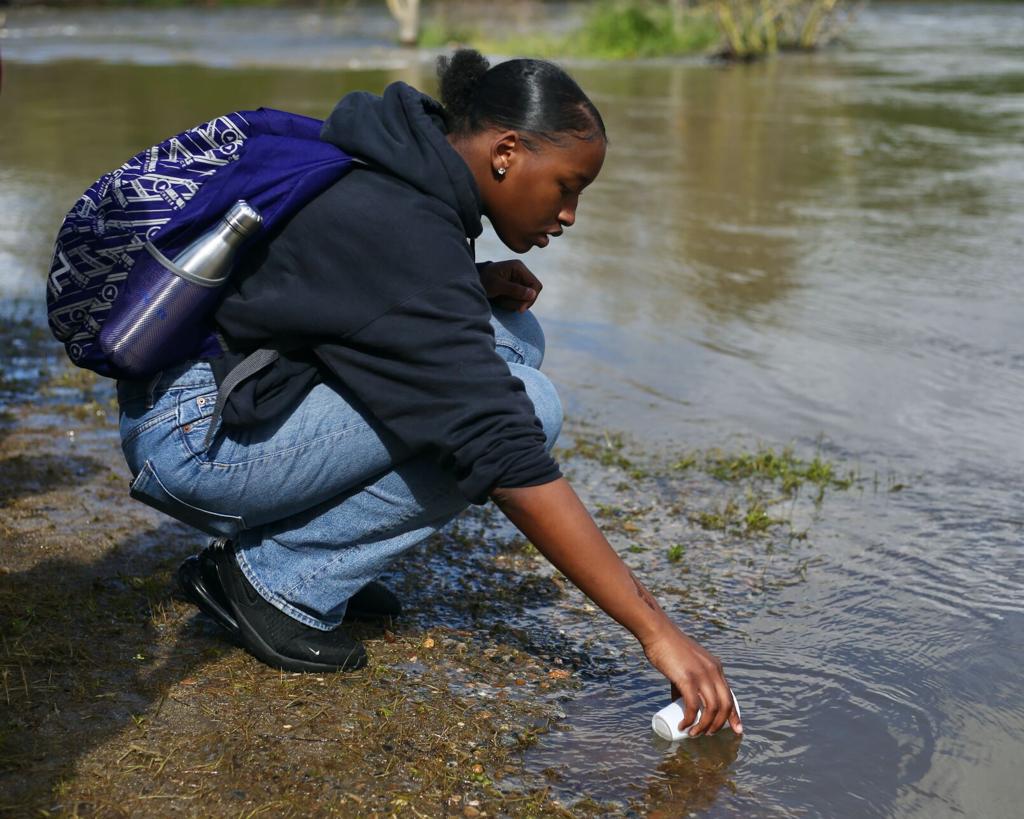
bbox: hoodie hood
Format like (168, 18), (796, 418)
(320, 82), (483, 239)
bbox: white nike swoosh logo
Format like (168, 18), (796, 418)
(308, 648), (320, 656)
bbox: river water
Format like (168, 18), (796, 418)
(2, 2), (1022, 816)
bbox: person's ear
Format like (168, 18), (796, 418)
(490, 131), (520, 180)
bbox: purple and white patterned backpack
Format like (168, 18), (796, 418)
(47, 108), (356, 379)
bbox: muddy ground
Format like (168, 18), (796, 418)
(0, 326), (853, 817)
(0, 354), (596, 817)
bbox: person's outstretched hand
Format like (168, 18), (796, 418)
(479, 260), (543, 313)
(643, 625), (743, 738)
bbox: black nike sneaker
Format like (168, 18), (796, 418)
(178, 543), (402, 634)
(177, 548), (239, 635)
(208, 540), (368, 673)
(346, 579), (403, 622)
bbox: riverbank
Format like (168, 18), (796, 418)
(1, 333), (850, 816)
(0, 357), (591, 816)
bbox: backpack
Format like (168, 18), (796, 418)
(46, 108), (356, 380)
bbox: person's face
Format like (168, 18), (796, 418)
(483, 132), (606, 254)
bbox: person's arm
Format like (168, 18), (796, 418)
(492, 477), (743, 737)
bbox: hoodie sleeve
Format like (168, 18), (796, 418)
(311, 255), (561, 503)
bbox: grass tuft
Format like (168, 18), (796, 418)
(701, 445), (858, 501)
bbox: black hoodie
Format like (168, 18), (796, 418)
(210, 82), (561, 503)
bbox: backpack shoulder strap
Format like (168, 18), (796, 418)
(200, 348), (280, 451)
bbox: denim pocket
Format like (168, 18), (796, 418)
(175, 390), (220, 459)
(129, 459), (244, 537)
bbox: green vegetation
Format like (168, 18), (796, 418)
(676, 443), (863, 545)
(423, 1), (720, 60)
(743, 497), (784, 532)
(563, 430), (860, 550)
(678, 444), (858, 503)
(711, 0), (850, 60)
(565, 431), (860, 511)
(558, 430), (648, 480)
(569, 1), (721, 59)
(423, 0), (849, 61)
(691, 494), (790, 535)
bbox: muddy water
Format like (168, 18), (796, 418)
(3, 2), (1023, 816)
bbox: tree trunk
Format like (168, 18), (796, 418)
(669, 0), (687, 35)
(385, 0), (420, 47)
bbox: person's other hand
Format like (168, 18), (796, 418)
(643, 625), (743, 738)
(479, 260), (543, 313)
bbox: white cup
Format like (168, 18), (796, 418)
(651, 690), (741, 741)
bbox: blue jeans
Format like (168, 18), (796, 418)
(117, 309), (562, 630)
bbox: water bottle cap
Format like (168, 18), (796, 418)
(224, 201), (262, 238)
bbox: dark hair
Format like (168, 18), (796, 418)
(436, 49), (606, 147)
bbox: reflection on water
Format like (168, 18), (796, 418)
(2, 3), (1024, 816)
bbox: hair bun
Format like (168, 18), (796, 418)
(437, 49), (490, 127)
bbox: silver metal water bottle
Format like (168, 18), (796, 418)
(99, 200), (263, 377)
(174, 201), (263, 281)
